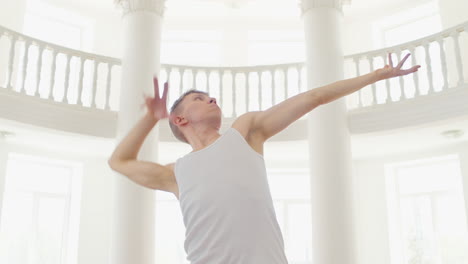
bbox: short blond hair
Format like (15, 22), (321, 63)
(169, 89), (209, 143)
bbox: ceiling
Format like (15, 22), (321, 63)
(40, 0), (433, 18)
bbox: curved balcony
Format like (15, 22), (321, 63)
(0, 21), (467, 141)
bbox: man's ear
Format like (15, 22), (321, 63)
(171, 114), (188, 126)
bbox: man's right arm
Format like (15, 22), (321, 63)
(107, 112), (178, 198)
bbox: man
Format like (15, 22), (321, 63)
(108, 53), (420, 263)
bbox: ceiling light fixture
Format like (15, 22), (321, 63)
(441, 129), (464, 139)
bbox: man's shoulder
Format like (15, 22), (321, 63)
(231, 111), (259, 134)
(231, 111), (265, 155)
(231, 111), (266, 141)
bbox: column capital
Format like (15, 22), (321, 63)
(300, 0), (351, 14)
(115, 0), (166, 16)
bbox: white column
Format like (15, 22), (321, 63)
(0, 133), (10, 227)
(111, 1), (165, 264)
(301, 1), (356, 264)
(458, 144), (468, 229)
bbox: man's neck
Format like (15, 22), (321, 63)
(185, 126), (221, 152)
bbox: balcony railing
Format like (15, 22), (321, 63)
(1, 21), (467, 119)
(344, 21), (468, 110)
(158, 63), (307, 118)
(0, 26), (121, 111)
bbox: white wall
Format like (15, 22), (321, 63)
(352, 141), (468, 264)
(438, 0), (468, 29)
(0, 0), (27, 31)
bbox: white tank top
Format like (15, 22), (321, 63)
(174, 127), (288, 264)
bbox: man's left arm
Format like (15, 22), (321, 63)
(250, 53), (421, 141)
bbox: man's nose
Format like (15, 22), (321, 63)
(210, 98), (216, 104)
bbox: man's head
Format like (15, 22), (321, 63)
(169, 89), (221, 143)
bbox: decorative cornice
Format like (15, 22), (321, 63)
(300, 0), (351, 14)
(115, 0), (166, 16)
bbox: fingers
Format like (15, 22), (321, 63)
(397, 53), (411, 69)
(162, 82), (169, 102)
(399, 65), (421, 76)
(388, 53), (394, 68)
(153, 76), (160, 98)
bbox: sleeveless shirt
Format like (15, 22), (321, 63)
(174, 127), (289, 264)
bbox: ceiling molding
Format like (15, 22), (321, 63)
(115, 0), (166, 16)
(300, 0), (352, 14)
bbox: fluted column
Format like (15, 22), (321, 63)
(111, 1), (165, 264)
(0, 134), (8, 227)
(301, 1), (356, 264)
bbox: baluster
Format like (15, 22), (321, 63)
(166, 67), (172, 103)
(397, 50), (406, 100)
(437, 38), (449, 91)
(192, 69), (197, 89)
(160, 67), (166, 93)
(409, 47), (420, 96)
(245, 72), (249, 112)
(34, 45), (44, 97)
(105, 63), (112, 110)
(6, 36), (17, 89)
(179, 68), (184, 94)
(271, 69), (275, 106)
(381, 54), (391, 103)
(452, 31), (465, 86)
(63, 54), (72, 103)
(283, 68), (288, 100)
(48, 51), (58, 100)
(423, 41), (435, 93)
(20, 40), (30, 93)
(232, 71), (236, 117)
(258, 71), (262, 110)
(368, 56), (377, 105)
(297, 65), (302, 93)
(77, 57), (86, 105)
(354, 57), (363, 107)
(92, 61), (99, 108)
(206, 70), (210, 94)
(219, 70), (223, 110)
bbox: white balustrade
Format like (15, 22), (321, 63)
(159, 63), (305, 118)
(0, 25), (120, 110)
(1, 21), (467, 117)
(344, 21), (468, 110)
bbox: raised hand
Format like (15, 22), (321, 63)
(375, 53), (421, 81)
(141, 76), (169, 120)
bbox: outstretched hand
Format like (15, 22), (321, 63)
(375, 53), (421, 81)
(141, 76), (170, 120)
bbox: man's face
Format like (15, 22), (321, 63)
(180, 93), (221, 125)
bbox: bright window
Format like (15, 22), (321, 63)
(373, 1), (442, 48)
(161, 30), (222, 66)
(248, 30), (305, 65)
(385, 155), (468, 264)
(16, 0), (94, 102)
(0, 153), (82, 264)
